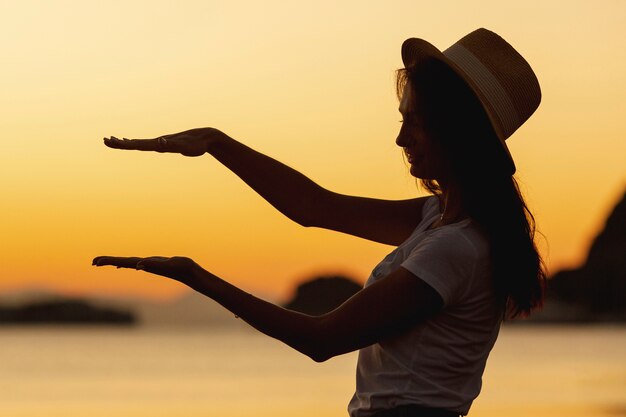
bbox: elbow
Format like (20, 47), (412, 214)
(293, 214), (315, 229)
(280, 206), (317, 228)
(302, 316), (338, 363)
(308, 348), (332, 363)
(291, 186), (330, 229)
(290, 202), (323, 229)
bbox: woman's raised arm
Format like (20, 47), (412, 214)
(104, 128), (428, 246)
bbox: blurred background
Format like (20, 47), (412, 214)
(1, 0), (624, 416)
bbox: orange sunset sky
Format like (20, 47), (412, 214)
(1, 0), (624, 302)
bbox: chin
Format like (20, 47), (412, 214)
(410, 163), (442, 181)
(410, 166), (431, 180)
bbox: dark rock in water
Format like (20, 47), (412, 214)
(0, 298), (136, 325)
(284, 275), (362, 315)
(540, 189), (626, 322)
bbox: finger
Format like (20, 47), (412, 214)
(104, 136), (164, 152)
(92, 256), (144, 269)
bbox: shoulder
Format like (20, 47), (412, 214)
(417, 221), (488, 261)
(440, 221), (489, 256)
(400, 221), (491, 306)
(421, 195), (441, 217)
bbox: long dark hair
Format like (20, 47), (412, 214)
(396, 58), (546, 319)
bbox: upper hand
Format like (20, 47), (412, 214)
(92, 255), (203, 284)
(103, 127), (228, 157)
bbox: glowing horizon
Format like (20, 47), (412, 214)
(1, 0), (624, 302)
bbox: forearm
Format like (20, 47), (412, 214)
(186, 265), (333, 362)
(206, 135), (326, 227)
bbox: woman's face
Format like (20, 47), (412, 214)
(395, 82), (448, 180)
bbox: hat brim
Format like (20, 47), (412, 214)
(401, 38), (516, 175)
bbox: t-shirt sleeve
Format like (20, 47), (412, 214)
(400, 230), (477, 307)
(421, 196), (440, 220)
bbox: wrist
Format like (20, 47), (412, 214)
(187, 262), (208, 285)
(203, 128), (228, 155)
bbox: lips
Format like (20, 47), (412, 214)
(405, 150), (421, 164)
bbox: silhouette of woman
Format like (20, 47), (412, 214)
(94, 28), (546, 417)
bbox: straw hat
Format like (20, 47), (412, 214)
(401, 28), (541, 174)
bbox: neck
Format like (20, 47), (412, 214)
(437, 181), (467, 225)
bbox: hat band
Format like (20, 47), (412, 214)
(444, 43), (520, 139)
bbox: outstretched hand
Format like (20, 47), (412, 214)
(103, 127), (227, 157)
(92, 256), (203, 284)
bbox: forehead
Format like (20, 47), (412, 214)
(399, 82), (413, 114)
(399, 80), (425, 118)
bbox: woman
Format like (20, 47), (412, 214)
(93, 28), (546, 417)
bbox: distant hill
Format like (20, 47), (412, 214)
(0, 290), (249, 328)
(530, 189), (626, 323)
(0, 296), (136, 325)
(283, 275), (363, 315)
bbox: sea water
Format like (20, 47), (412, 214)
(0, 325), (624, 417)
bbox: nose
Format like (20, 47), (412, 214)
(395, 124), (413, 148)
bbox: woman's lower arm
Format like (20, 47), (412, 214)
(187, 265), (332, 362)
(93, 256), (434, 362)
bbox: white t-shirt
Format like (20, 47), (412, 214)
(348, 196), (502, 417)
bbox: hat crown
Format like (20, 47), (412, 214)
(444, 28), (541, 140)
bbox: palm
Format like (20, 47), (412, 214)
(103, 127), (225, 157)
(93, 256), (201, 283)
